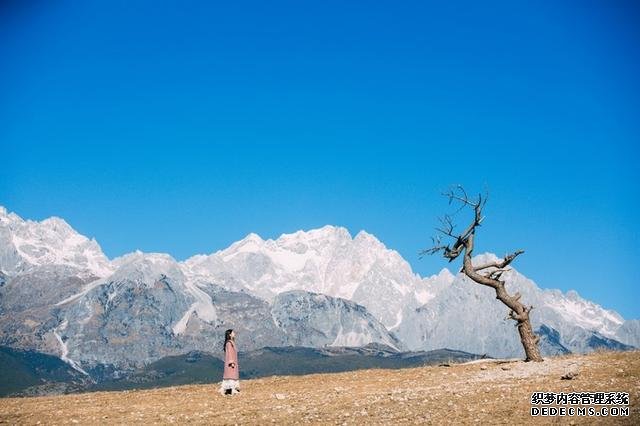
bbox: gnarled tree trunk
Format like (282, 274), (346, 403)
(423, 186), (543, 362)
(461, 234), (542, 362)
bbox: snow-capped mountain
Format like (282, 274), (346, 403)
(182, 226), (427, 330)
(54, 260), (399, 370)
(0, 206), (638, 376)
(395, 253), (634, 357)
(0, 218), (400, 372)
(0, 207), (112, 278)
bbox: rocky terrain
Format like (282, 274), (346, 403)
(1, 350), (637, 425)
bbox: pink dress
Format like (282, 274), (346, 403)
(223, 340), (239, 380)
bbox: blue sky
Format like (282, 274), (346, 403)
(1, 1), (639, 318)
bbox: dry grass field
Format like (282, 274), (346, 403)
(1, 350), (638, 425)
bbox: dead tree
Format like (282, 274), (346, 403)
(422, 185), (543, 362)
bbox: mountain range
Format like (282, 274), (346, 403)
(0, 205), (637, 386)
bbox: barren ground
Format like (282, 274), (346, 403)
(1, 350), (638, 425)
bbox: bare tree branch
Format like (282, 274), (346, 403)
(435, 215), (456, 239)
(418, 236), (448, 258)
(443, 185), (478, 209)
(474, 250), (525, 272)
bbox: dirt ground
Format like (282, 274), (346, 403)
(1, 350), (638, 425)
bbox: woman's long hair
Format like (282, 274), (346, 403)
(223, 329), (234, 352)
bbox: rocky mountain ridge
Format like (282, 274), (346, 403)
(0, 206), (637, 378)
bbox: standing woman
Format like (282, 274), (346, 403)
(220, 329), (240, 395)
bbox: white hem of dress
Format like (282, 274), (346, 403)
(219, 379), (240, 395)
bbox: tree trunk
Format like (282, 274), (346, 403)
(516, 313), (543, 362)
(462, 233), (543, 362)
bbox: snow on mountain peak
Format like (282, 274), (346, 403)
(242, 232), (264, 243)
(438, 268), (455, 281)
(311, 224), (351, 238)
(0, 206), (113, 277)
(268, 225), (352, 251)
(543, 288), (624, 337)
(110, 251), (184, 285)
(41, 216), (74, 233)
(417, 267), (456, 304)
(469, 252), (502, 267)
(566, 290), (581, 301)
(179, 225), (433, 329)
(0, 206), (25, 225)
(354, 229), (380, 244)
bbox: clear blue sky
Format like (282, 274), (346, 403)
(1, 1), (638, 318)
